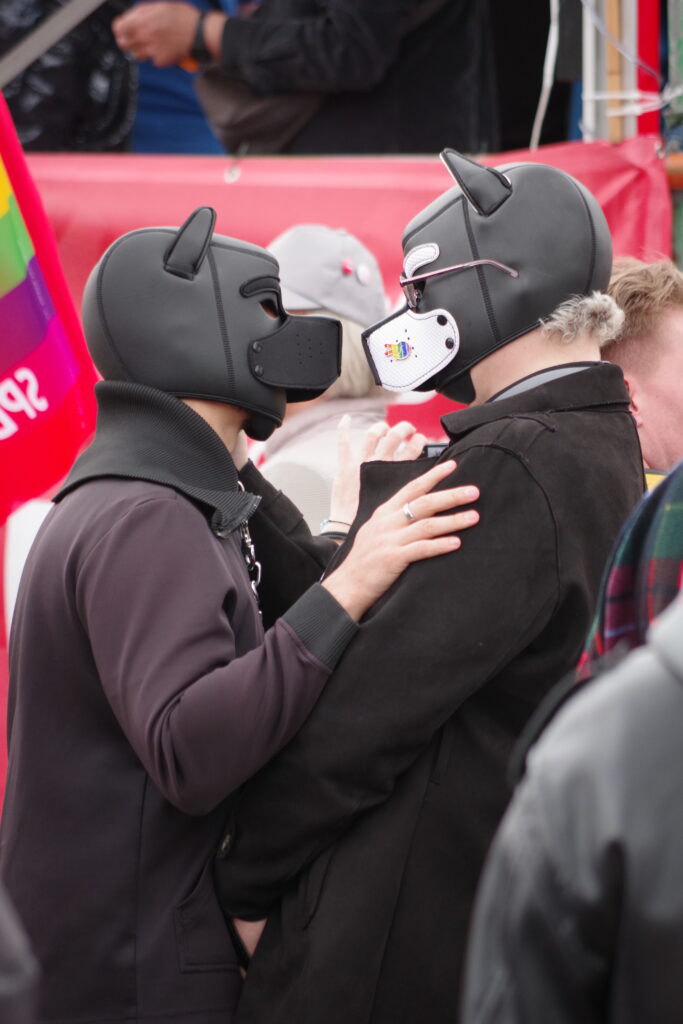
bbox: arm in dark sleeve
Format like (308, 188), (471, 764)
(76, 492), (357, 816)
(219, 446), (560, 915)
(461, 764), (613, 1024)
(239, 460), (338, 627)
(220, 0), (417, 94)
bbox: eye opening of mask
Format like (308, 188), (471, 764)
(260, 298), (281, 319)
(399, 258), (519, 310)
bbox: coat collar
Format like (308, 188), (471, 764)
(440, 362), (630, 442)
(55, 382), (260, 533)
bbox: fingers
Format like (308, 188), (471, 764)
(389, 459), (459, 507)
(112, 11), (146, 56)
(397, 533), (464, 564)
(360, 421), (389, 462)
(112, 7), (143, 39)
(113, 2), (193, 65)
(331, 415), (363, 526)
(358, 420), (426, 464)
(395, 430), (427, 461)
(393, 507), (480, 567)
(336, 414), (353, 463)
(405, 507), (479, 538)
(404, 483), (480, 521)
(373, 420), (419, 461)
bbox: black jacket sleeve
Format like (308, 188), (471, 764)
(239, 460), (338, 628)
(218, 445), (560, 915)
(220, 0), (418, 94)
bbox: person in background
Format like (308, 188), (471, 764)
(131, 0), (259, 154)
(0, 207), (480, 1024)
(575, 454), (683, 684)
(214, 151), (644, 1023)
(259, 224), (401, 532)
(112, 0), (499, 155)
(461, 461), (683, 1024)
(604, 257), (683, 481)
(1, 0), (136, 152)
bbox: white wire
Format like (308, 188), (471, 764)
(580, 0), (662, 86)
(584, 83), (683, 118)
(530, 0), (664, 149)
(530, 0), (561, 149)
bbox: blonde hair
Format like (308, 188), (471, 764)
(602, 258), (683, 368)
(316, 310), (388, 400)
(540, 292), (624, 347)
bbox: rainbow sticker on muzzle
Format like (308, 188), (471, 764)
(363, 307), (460, 392)
(385, 340), (412, 361)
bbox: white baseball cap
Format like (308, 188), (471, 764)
(269, 224), (387, 327)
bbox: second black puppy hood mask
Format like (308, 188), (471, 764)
(363, 150), (612, 404)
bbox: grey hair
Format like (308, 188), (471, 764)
(316, 311), (388, 400)
(540, 292), (624, 348)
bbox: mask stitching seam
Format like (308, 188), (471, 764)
(463, 202), (500, 344)
(208, 248), (235, 397)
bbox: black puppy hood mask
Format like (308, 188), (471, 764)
(82, 207), (342, 440)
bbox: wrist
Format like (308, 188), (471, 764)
(202, 10), (228, 61)
(319, 518), (350, 541)
(190, 10), (210, 63)
(321, 572), (366, 623)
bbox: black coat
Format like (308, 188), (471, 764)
(219, 363), (644, 1024)
(219, 0), (498, 154)
(0, 880), (39, 1024)
(462, 594), (683, 1024)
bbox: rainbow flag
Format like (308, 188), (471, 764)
(0, 95), (96, 522)
(0, 95), (96, 802)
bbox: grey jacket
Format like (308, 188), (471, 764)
(462, 594), (683, 1024)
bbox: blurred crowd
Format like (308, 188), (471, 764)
(0, 0), (581, 156)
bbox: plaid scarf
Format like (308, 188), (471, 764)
(577, 463), (683, 682)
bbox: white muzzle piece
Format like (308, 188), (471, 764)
(362, 307), (460, 392)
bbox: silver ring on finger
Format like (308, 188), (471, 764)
(402, 502), (416, 523)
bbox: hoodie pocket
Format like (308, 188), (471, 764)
(174, 859), (236, 973)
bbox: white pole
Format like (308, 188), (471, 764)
(621, 0), (638, 137)
(582, 1), (600, 139)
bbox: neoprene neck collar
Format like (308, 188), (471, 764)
(55, 381), (259, 534)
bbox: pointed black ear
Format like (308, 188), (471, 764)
(440, 149), (512, 217)
(164, 206), (217, 279)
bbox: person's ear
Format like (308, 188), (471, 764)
(623, 373), (643, 427)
